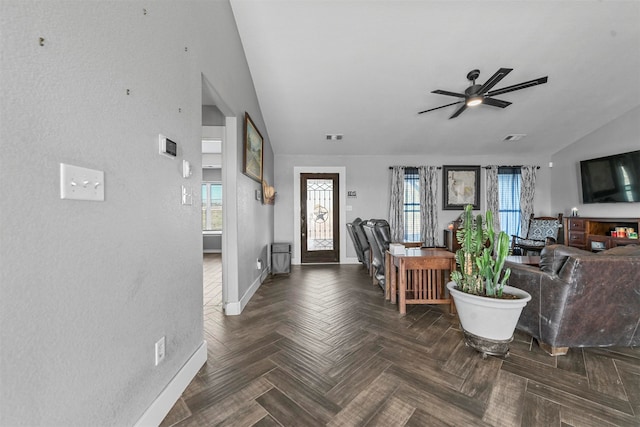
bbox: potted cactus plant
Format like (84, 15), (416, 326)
(446, 204), (531, 357)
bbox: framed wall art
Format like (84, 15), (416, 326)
(443, 165), (481, 210)
(243, 112), (264, 182)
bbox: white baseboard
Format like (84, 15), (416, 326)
(224, 269), (267, 315)
(292, 258), (360, 265)
(134, 341), (207, 427)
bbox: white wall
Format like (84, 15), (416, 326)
(551, 106), (640, 218)
(275, 153), (552, 261)
(0, 1), (272, 425)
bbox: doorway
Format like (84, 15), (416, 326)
(300, 173), (340, 263)
(202, 74), (240, 314)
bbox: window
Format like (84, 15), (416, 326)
(202, 182), (222, 231)
(403, 169), (420, 241)
(498, 168), (521, 238)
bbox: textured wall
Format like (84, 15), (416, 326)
(0, 1), (272, 425)
(551, 106), (640, 218)
(274, 153), (552, 261)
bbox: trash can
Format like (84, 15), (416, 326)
(271, 242), (291, 274)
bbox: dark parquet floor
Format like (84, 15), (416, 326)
(161, 258), (639, 427)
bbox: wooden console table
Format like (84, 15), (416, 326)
(565, 217), (640, 252)
(385, 248), (456, 315)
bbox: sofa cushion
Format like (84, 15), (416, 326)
(597, 244), (640, 257)
(539, 244), (593, 275)
(528, 219), (560, 240)
(516, 238), (545, 247)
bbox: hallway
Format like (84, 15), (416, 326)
(203, 253), (222, 309)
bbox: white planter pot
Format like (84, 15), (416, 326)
(447, 281), (531, 341)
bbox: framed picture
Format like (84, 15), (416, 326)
(443, 165), (481, 210)
(243, 112), (264, 182)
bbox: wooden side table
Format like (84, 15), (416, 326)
(385, 249), (456, 315)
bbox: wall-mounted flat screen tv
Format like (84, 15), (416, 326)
(580, 150), (640, 203)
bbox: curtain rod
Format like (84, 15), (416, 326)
(483, 165), (540, 169)
(388, 166), (442, 170)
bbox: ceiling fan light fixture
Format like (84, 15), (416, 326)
(466, 96), (483, 107)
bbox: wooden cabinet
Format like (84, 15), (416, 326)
(444, 229), (460, 253)
(564, 217), (640, 252)
(566, 218), (587, 250)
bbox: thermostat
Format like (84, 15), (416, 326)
(159, 134), (177, 157)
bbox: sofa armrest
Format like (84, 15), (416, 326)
(504, 261), (550, 339)
(539, 244), (592, 275)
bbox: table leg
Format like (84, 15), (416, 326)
(391, 257), (397, 304)
(399, 260), (406, 315)
(384, 252), (390, 300)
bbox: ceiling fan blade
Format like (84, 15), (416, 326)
(432, 89), (466, 98)
(482, 97), (512, 108)
(486, 76), (548, 97)
(477, 68), (513, 94)
(418, 101), (463, 114)
(449, 104), (467, 119)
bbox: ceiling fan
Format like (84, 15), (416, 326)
(418, 68), (548, 119)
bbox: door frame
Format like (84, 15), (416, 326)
(300, 173), (340, 263)
(202, 73), (239, 313)
(293, 166), (347, 265)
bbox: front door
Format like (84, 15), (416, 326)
(300, 173), (340, 263)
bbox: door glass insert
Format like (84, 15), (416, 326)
(306, 178), (334, 251)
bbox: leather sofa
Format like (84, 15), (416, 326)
(506, 244), (640, 355)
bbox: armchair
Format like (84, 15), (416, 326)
(346, 218), (370, 269)
(511, 213), (563, 255)
(362, 219), (391, 290)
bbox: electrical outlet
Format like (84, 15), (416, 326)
(155, 336), (166, 366)
(256, 259), (262, 270)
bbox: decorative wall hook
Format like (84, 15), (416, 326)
(262, 180), (276, 205)
(39, 37), (45, 46)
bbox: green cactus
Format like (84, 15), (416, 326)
(451, 204), (511, 298)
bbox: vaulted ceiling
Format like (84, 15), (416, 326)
(229, 1), (640, 157)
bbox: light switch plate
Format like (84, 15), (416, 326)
(60, 163), (105, 201)
(182, 185), (193, 205)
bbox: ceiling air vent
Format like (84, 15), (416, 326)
(325, 134), (343, 141)
(503, 134), (527, 142)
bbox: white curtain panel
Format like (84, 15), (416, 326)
(485, 166), (500, 232)
(520, 166), (537, 237)
(389, 166), (405, 242)
(419, 166), (439, 247)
